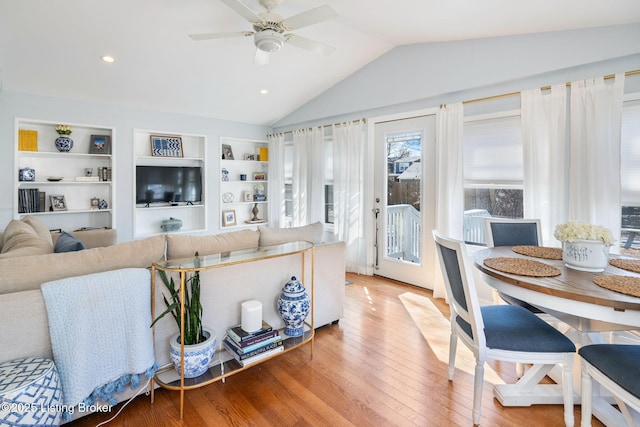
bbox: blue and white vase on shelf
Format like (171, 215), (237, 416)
(54, 135), (74, 152)
(277, 276), (310, 337)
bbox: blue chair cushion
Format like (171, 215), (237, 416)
(579, 344), (640, 399)
(54, 231), (85, 253)
(456, 305), (575, 353)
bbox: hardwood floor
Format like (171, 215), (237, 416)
(70, 273), (601, 426)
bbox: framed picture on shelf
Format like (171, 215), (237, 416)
(89, 135), (111, 154)
(253, 172), (266, 181)
(50, 195), (67, 211)
(222, 210), (237, 227)
(244, 154), (255, 161)
(150, 135), (183, 157)
(222, 144), (234, 160)
(243, 191), (254, 202)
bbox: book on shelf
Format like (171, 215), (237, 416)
(236, 345), (283, 367)
(224, 332), (281, 354)
(227, 320), (273, 343)
(231, 328), (279, 348)
(223, 337), (283, 365)
(18, 188), (41, 213)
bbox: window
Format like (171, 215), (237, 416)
(463, 113), (524, 244)
(621, 95), (640, 255)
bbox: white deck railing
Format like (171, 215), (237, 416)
(386, 204), (421, 263)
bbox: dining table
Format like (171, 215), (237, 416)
(473, 246), (640, 427)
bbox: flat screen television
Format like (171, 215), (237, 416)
(136, 165), (202, 205)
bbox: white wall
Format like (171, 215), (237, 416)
(0, 91), (269, 240)
(273, 23), (640, 130)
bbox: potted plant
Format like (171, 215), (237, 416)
(554, 221), (615, 272)
(151, 252), (216, 378)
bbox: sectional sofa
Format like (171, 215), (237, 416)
(0, 217), (345, 420)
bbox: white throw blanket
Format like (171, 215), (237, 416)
(41, 268), (156, 411)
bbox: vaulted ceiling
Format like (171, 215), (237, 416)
(1, 0), (639, 126)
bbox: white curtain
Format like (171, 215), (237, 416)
(291, 127), (325, 226)
(267, 132), (286, 227)
(332, 121), (367, 273)
(521, 84), (568, 246)
(434, 103), (464, 299)
(569, 74), (625, 247)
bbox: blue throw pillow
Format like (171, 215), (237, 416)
(54, 231), (86, 253)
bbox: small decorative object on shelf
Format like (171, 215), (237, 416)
(50, 195), (67, 211)
(150, 135), (183, 157)
(222, 144), (234, 160)
(19, 167), (35, 182)
(54, 125), (73, 152)
(90, 197), (100, 210)
(251, 203), (260, 221)
(223, 209), (237, 227)
(160, 217), (183, 232)
(243, 191), (253, 202)
(554, 221), (615, 272)
(222, 192), (234, 203)
(98, 199), (108, 210)
(277, 276), (310, 337)
(89, 135), (111, 155)
(221, 168), (229, 182)
(254, 183), (265, 202)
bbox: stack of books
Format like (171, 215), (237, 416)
(222, 321), (283, 367)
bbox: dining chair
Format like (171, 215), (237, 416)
(484, 217), (545, 314)
(432, 230), (575, 426)
(579, 344), (640, 427)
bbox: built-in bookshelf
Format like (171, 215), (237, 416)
(14, 118), (115, 231)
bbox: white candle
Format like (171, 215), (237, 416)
(241, 300), (262, 332)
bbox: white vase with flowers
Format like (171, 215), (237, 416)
(554, 221), (615, 272)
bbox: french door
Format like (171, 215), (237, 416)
(372, 114), (437, 288)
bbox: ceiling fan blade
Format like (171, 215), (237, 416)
(189, 31), (253, 41)
(286, 34), (335, 56)
(281, 5), (338, 30)
(254, 48), (271, 65)
(219, 0), (262, 23)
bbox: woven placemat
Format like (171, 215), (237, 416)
(593, 275), (640, 298)
(484, 257), (561, 277)
(511, 246), (563, 260)
(609, 258), (640, 274)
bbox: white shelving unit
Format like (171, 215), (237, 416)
(14, 118), (115, 231)
(219, 137), (269, 229)
(133, 129), (207, 238)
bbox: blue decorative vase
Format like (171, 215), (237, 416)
(277, 276), (310, 337)
(169, 329), (216, 378)
(54, 135), (73, 152)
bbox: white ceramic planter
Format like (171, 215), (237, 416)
(169, 329), (216, 378)
(562, 239), (610, 272)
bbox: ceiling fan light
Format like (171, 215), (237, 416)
(255, 30), (284, 53)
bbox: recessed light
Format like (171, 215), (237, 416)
(101, 56), (115, 63)
(260, 89), (269, 95)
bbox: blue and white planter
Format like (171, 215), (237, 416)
(54, 135), (73, 152)
(562, 239), (610, 272)
(277, 276), (310, 337)
(169, 329), (216, 378)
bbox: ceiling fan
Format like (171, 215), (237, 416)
(189, 0), (338, 65)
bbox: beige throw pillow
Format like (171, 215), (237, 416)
(166, 229), (260, 260)
(0, 219), (53, 258)
(258, 222), (324, 246)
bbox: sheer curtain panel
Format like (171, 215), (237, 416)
(291, 127), (324, 226)
(267, 132), (286, 227)
(332, 121), (367, 273)
(521, 84), (568, 245)
(569, 74), (625, 247)
(434, 102), (464, 299)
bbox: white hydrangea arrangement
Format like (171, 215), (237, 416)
(55, 125), (72, 135)
(554, 221), (615, 245)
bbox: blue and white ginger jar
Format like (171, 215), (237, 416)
(54, 135), (73, 152)
(277, 276), (310, 337)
